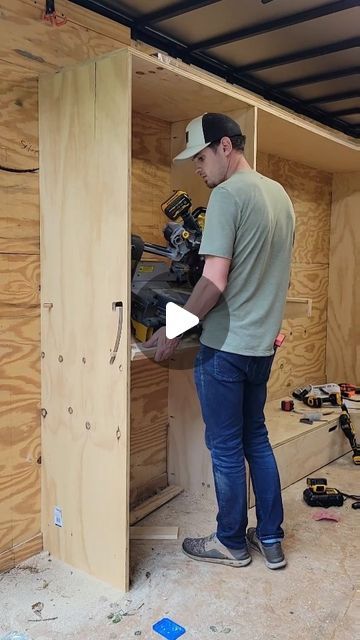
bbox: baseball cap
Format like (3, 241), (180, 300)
(173, 112), (243, 161)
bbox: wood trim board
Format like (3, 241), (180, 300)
(0, 533), (43, 573)
(130, 526), (178, 540)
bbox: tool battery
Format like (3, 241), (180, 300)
(303, 478), (344, 507)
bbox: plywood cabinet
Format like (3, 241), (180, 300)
(1, 39), (359, 590)
(39, 50), (131, 589)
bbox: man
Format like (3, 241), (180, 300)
(144, 112), (295, 570)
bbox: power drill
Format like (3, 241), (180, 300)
(339, 404), (360, 465)
(303, 478), (344, 507)
(303, 392), (341, 408)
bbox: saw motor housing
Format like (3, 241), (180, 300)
(131, 191), (206, 342)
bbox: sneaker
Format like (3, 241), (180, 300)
(182, 532), (251, 567)
(246, 527), (287, 570)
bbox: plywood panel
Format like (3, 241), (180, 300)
(130, 359), (169, 507)
(132, 113), (172, 247)
(257, 152), (332, 265)
(0, 254), (39, 314)
(132, 54), (249, 124)
(0, 0), (130, 77)
(168, 348), (216, 499)
(39, 51), (131, 590)
(248, 398), (351, 507)
(0, 62), (37, 83)
(32, 0), (130, 44)
(257, 109), (359, 173)
(171, 107), (257, 211)
(257, 153), (332, 399)
(0, 76), (38, 171)
(249, 420), (350, 509)
(0, 316), (40, 553)
(0, 172), (39, 254)
(132, 51), (358, 171)
(0, 388), (12, 552)
(268, 265), (328, 399)
(274, 422), (350, 494)
(0, 71), (40, 565)
(327, 173), (360, 383)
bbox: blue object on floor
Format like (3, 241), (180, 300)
(152, 617), (186, 640)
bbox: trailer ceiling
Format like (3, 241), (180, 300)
(69, 0), (359, 138)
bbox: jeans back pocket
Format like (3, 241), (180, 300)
(213, 351), (246, 382)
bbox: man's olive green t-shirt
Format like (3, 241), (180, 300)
(199, 170), (295, 356)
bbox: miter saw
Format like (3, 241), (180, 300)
(131, 191), (206, 342)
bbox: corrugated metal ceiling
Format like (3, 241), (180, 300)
(70, 0), (360, 138)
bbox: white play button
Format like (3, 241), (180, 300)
(165, 302), (199, 339)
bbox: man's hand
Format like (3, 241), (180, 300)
(143, 326), (180, 362)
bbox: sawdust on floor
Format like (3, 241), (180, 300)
(0, 454), (359, 640)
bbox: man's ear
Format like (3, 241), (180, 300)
(221, 136), (232, 156)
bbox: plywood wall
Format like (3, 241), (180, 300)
(0, 74), (41, 568)
(0, 0), (130, 572)
(130, 360), (169, 508)
(0, 0), (130, 77)
(257, 153), (332, 399)
(327, 173), (360, 383)
(130, 113), (172, 507)
(132, 112), (172, 246)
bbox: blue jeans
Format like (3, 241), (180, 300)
(194, 344), (284, 549)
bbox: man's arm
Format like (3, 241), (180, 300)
(184, 255), (231, 318)
(143, 255), (231, 361)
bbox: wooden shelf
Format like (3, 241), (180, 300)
(131, 335), (198, 361)
(130, 298), (312, 361)
(264, 397), (340, 448)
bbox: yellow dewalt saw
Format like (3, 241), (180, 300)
(131, 191), (206, 342)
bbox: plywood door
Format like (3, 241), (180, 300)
(39, 50), (131, 590)
(327, 173), (360, 383)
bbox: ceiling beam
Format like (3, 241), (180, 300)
(68, 1), (359, 138)
(189, 0), (358, 52)
(136, 0), (221, 25)
(327, 107), (360, 116)
(276, 66), (360, 89)
(303, 89), (360, 104)
(235, 37), (360, 73)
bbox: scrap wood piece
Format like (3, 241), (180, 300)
(130, 526), (179, 540)
(130, 485), (183, 525)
